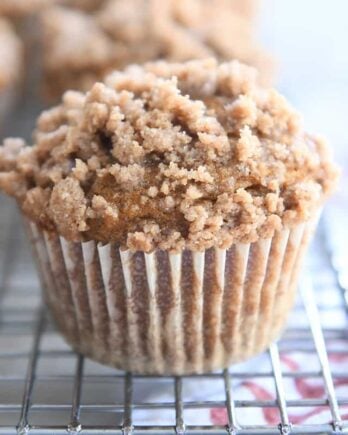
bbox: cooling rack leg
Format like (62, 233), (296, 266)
(223, 369), (239, 434)
(300, 276), (343, 433)
(175, 377), (186, 435)
(122, 372), (134, 435)
(67, 355), (84, 434)
(16, 308), (46, 435)
(268, 344), (292, 435)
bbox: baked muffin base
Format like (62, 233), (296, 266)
(25, 216), (317, 375)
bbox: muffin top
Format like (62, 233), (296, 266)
(0, 59), (338, 252)
(41, 0), (273, 99)
(0, 19), (22, 92)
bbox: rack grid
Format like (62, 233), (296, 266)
(0, 195), (347, 435)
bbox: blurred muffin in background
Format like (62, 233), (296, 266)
(41, 0), (273, 100)
(0, 0), (47, 19)
(0, 0), (107, 104)
(0, 0), (256, 19)
(0, 19), (23, 128)
(230, 0), (258, 20)
(60, 0), (106, 11)
(0, 0), (105, 17)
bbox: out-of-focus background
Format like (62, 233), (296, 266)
(0, 0), (347, 432)
(262, 0), (348, 182)
(261, 0), (348, 260)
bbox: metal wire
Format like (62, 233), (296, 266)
(269, 344), (291, 434)
(16, 309), (46, 435)
(174, 377), (185, 435)
(123, 373), (134, 435)
(0, 206), (347, 435)
(67, 355), (84, 434)
(223, 369), (239, 434)
(301, 277), (343, 432)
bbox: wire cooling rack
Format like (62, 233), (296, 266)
(0, 195), (347, 435)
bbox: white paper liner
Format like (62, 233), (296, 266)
(25, 217), (318, 375)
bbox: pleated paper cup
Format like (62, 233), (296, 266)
(24, 216), (317, 375)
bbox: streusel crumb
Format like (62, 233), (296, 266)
(0, 59), (338, 252)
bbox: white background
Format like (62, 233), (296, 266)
(261, 0), (348, 171)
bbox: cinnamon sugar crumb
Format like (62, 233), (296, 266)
(108, 163), (145, 190)
(88, 194), (119, 220)
(0, 59), (339, 252)
(73, 159), (88, 181)
(50, 178), (88, 239)
(148, 186), (158, 198)
(235, 126), (260, 162)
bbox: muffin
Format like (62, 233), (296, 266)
(0, 1), (48, 18)
(41, 0), (273, 100)
(60, 0), (106, 11)
(0, 0), (105, 17)
(0, 19), (22, 130)
(0, 59), (338, 374)
(0, 0), (105, 104)
(0, 0), (255, 18)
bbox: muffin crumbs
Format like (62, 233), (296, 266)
(0, 59), (339, 252)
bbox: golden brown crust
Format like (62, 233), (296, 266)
(41, 0), (273, 100)
(0, 59), (339, 252)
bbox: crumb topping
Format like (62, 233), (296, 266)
(0, 19), (22, 91)
(0, 59), (338, 252)
(41, 0), (273, 99)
